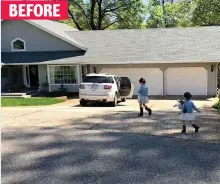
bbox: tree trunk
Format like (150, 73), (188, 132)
(90, 0), (97, 30)
(161, 0), (168, 28)
(97, 0), (103, 30)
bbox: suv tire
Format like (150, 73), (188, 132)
(121, 98), (126, 102)
(110, 95), (117, 107)
(80, 100), (87, 107)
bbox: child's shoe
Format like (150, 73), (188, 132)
(192, 124), (200, 133)
(138, 107), (144, 116)
(145, 107), (152, 116)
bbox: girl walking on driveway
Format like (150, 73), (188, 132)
(181, 92), (201, 133)
(138, 78), (152, 116)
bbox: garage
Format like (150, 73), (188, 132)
(165, 67), (207, 95)
(100, 68), (163, 95)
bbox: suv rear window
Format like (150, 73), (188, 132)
(83, 76), (114, 83)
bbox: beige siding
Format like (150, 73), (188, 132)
(94, 63), (217, 96)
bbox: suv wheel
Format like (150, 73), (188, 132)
(121, 98), (126, 102)
(110, 95), (117, 107)
(80, 100), (87, 106)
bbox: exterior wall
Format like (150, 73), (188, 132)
(94, 63), (217, 96)
(38, 65), (47, 87)
(1, 20), (81, 52)
(50, 84), (79, 92)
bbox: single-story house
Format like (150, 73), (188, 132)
(1, 20), (220, 96)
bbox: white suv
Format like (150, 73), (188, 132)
(79, 73), (134, 106)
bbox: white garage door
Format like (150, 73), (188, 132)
(165, 67), (207, 95)
(100, 68), (163, 95)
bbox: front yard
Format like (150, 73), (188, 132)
(1, 97), (65, 107)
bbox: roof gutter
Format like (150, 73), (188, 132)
(78, 60), (220, 65)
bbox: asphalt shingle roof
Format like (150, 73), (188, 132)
(1, 51), (85, 65)
(66, 26), (220, 64)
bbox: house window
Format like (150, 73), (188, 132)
(11, 38), (26, 51)
(49, 65), (77, 84)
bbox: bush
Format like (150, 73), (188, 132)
(212, 100), (220, 112)
(7, 84), (25, 92)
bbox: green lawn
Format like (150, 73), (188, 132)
(1, 97), (65, 107)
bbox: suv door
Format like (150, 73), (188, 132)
(119, 77), (134, 99)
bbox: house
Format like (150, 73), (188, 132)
(1, 20), (219, 96)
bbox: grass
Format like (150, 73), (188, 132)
(212, 99), (220, 112)
(1, 97), (65, 107)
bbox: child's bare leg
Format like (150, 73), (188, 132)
(139, 103), (143, 108)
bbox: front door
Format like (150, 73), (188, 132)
(119, 77), (134, 98)
(29, 65), (39, 86)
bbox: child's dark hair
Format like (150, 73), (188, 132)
(184, 92), (192, 100)
(139, 78), (146, 84)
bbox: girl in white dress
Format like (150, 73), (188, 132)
(181, 92), (201, 133)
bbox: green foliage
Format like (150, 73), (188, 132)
(192, 0), (220, 26)
(113, 0), (147, 29)
(60, 0), (220, 29)
(67, 0), (147, 30)
(212, 100), (220, 112)
(7, 84), (25, 92)
(146, 0), (196, 28)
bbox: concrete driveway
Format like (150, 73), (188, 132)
(2, 98), (220, 184)
(2, 99), (219, 143)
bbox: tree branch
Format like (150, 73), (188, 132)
(73, 1), (89, 20)
(68, 8), (83, 30)
(102, 19), (118, 29)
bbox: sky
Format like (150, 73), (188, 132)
(144, 0), (149, 4)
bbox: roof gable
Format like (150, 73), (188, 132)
(2, 20), (87, 51)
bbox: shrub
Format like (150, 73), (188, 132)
(7, 84), (25, 92)
(212, 100), (220, 112)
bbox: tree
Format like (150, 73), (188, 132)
(146, 0), (195, 28)
(192, 0), (220, 26)
(67, 0), (147, 30)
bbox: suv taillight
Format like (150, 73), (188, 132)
(79, 84), (85, 89)
(104, 85), (112, 89)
